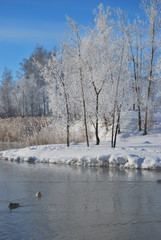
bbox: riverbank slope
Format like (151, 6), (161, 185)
(0, 111), (161, 169)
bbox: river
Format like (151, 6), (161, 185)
(0, 161), (161, 240)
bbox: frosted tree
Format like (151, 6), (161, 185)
(141, 0), (161, 135)
(81, 4), (113, 145)
(58, 47), (71, 146)
(116, 9), (146, 132)
(56, 44), (78, 147)
(0, 68), (14, 117)
(88, 4), (131, 147)
(20, 45), (52, 116)
(13, 77), (27, 117)
(66, 17), (89, 147)
(155, 57), (161, 108)
(81, 37), (102, 145)
(107, 38), (131, 148)
(34, 50), (59, 116)
(34, 48), (74, 147)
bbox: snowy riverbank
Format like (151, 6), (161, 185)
(0, 111), (161, 170)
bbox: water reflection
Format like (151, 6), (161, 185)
(0, 162), (161, 240)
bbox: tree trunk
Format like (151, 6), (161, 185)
(66, 122), (70, 147)
(138, 104), (142, 131)
(79, 68), (89, 147)
(111, 111), (115, 148)
(113, 110), (121, 148)
(143, 79), (152, 135)
(62, 77), (70, 147)
(143, 105), (148, 135)
(143, 50), (154, 135)
(66, 100), (70, 147)
(143, 8), (155, 135)
(95, 94), (100, 145)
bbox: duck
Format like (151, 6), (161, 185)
(157, 180), (161, 183)
(36, 192), (41, 197)
(8, 202), (20, 209)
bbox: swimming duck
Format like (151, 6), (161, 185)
(8, 202), (20, 209)
(36, 192), (41, 197)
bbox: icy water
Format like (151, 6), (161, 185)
(1, 162), (161, 240)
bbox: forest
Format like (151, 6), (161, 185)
(0, 0), (161, 148)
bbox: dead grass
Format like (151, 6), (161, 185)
(0, 116), (92, 149)
(0, 116), (52, 147)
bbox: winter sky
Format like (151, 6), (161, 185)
(0, 0), (143, 79)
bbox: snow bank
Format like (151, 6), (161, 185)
(0, 141), (161, 170)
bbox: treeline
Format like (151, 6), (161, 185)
(0, 46), (54, 118)
(0, 1), (161, 147)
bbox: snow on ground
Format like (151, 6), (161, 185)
(0, 111), (161, 170)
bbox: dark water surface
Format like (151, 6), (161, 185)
(0, 161), (161, 240)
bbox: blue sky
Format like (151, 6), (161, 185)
(0, 0), (143, 79)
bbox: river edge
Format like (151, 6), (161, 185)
(0, 141), (161, 170)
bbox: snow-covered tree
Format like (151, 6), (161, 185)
(66, 17), (90, 147)
(0, 68), (14, 117)
(81, 4), (113, 145)
(116, 10), (146, 132)
(20, 45), (52, 116)
(141, 0), (161, 134)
